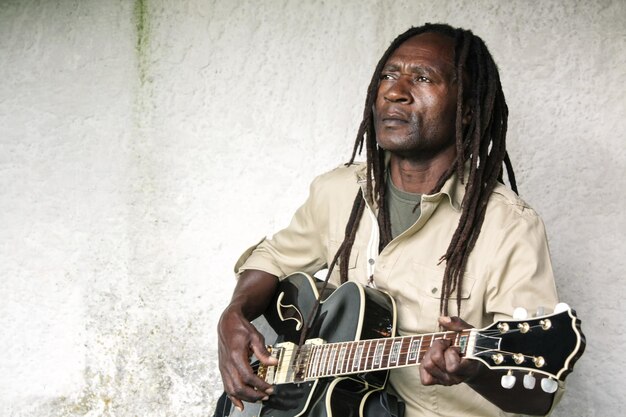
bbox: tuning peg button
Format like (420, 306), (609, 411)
(523, 373), (536, 389)
(513, 307), (528, 320)
(541, 378), (559, 393)
(554, 303), (570, 314)
(501, 371), (516, 389)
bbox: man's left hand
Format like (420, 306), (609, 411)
(419, 316), (484, 386)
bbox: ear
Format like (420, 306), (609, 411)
(461, 99), (474, 126)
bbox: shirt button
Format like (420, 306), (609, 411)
(431, 287), (438, 294)
(368, 258), (375, 265)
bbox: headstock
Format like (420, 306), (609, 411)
(468, 303), (585, 392)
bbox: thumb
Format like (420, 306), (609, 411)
(251, 341), (278, 366)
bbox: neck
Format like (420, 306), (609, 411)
(388, 145), (456, 194)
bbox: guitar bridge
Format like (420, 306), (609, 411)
(257, 342), (299, 385)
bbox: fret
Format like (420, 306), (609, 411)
(328, 345), (338, 374)
(320, 345), (330, 376)
(361, 341), (368, 371)
(400, 337), (409, 365)
(361, 340), (369, 370)
(373, 340), (385, 368)
(347, 342), (355, 374)
(459, 333), (469, 355)
(353, 342), (364, 372)
(381, 339), (388, 368)
(312, 345), (322, 377)
(389, 339), (402, 366)
(308, 346), (316, 378)
(408, 336), (422, 363)
(337, 343), (347, 374)
(302, 345), (313, 380)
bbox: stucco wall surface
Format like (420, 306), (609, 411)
(1, 0), (624, 416)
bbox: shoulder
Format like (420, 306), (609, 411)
(301, 163), (365, 218)
(309, 162), (364, 194)
(484, 183), (546, 231)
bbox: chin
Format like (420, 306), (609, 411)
(377, 137), (423, 154)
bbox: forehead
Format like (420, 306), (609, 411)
(384, 32), (455, 72)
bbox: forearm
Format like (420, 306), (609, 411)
(467, 368), (555, 416)
(228, 269), (279, 320)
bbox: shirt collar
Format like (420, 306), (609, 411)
(424, 163), (468, 212)
(354, 159), (467, 212)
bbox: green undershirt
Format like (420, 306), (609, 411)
(386, 175), (422, 239)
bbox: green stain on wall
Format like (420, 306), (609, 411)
(134, 0), (149, 88)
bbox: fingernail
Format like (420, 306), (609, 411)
(439, 316), (451, 324)
(262, 396), (269, 401)
(265, 387), (274, 395)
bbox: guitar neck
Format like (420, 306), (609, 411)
(298, 329), (475, 380)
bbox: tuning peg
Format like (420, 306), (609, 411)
(500, 371), (516, 389)
(513, 307), (528, 320)
(523, 373), (536, 389)
(535, 306), (545, 317)
(541, 378), (559, 393)
(554, 303), (570, 314)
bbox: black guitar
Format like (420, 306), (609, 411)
(214, 272), (585, 417)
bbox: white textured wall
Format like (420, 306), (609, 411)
(1, 0), (624, 415)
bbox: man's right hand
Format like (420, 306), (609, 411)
(216, 269), (280, 412)
(217, 306), (277, 410)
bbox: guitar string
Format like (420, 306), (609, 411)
(273, 323), (552, 379)
(284, 344), (546, 380)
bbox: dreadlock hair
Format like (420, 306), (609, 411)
(332, 23), (518, 317)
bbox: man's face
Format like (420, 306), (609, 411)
(374, 32), (460, 159)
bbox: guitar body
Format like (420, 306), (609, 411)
(215, 272), (396, 417)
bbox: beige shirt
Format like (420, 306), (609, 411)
(236, 163), (560, 417)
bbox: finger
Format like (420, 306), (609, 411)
(443, 345), (462, 374)
(438, 316), (472, 331)
(228, 395), (244, 413)
(419, 362), (437, 385)
(233, 359), (274, 396)
(221, 352), (272, 401)
(420, 339), (452, 385)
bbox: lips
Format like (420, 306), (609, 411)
(380, 109), (409, 125)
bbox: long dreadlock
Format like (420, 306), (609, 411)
(331, 23), (518, 317)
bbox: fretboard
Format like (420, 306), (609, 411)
(298, 330), (474, 380)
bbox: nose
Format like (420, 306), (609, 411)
(384, 77), (412, 103)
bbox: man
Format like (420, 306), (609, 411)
(217, 23), (561, 416)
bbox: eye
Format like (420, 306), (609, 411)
(416, 76), (431, 83)
(380, 73), (394, 80)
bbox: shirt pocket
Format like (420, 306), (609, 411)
(412, 262), (476, 301)
(328, 239), (359, 269)
(325, 240), (362, 286)
(398, 262), (477, 333)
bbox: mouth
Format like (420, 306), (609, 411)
(381, 112), (409, 126)
(380, 109), (409, 126)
